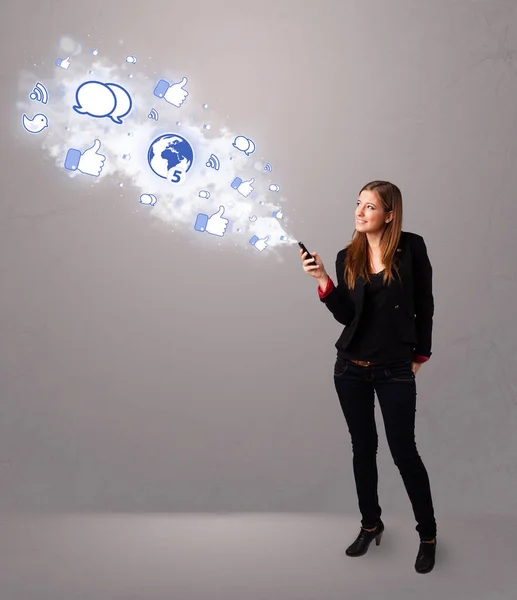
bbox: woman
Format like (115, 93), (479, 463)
(300, 180), (437, 575)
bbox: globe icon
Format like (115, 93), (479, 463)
(147, 133), (194, 183)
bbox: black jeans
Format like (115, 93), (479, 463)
(333, 355), (437, 541)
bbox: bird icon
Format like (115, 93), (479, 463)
(22, 113), (49, 134)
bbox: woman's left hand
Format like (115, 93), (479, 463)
(411, 362), (422, 375)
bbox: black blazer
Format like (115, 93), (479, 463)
(320, 231), (434, 359)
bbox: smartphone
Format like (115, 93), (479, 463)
(298, 241), (316, 265)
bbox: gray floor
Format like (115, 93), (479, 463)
(1, 513), (516, 599)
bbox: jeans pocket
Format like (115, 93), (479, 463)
(334, 357), (349, 377)
(384, 359), (415, 381)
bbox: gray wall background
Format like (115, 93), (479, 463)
(1, 0), (516, 517)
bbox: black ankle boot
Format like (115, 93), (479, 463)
(415, 538), (437, 573)
(345, 520), (384, 557)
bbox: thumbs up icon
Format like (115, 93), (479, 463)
(64, 139), (106, 177)
(153, 77), (189, 108)
(194, 205), (230, 237)
(249, 235), (269, 252)
(230, 176), (255, 198)
(55, 56), (71, 69)
(205, 205), (229, 237)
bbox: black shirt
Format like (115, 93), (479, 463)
(337, 270), (413, 363)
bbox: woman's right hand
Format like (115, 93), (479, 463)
(300, 248), (328, 281)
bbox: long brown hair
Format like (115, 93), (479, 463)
(344, 180), (403, 290)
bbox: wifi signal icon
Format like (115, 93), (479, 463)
(29, 82), (49, 104)
(206, 154), (220, 170)
(148, 108), (159, 121)
(264, 163), (272, 172)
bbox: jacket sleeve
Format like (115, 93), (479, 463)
(412, 235), (434, 359)
(317, 250), (355, 326)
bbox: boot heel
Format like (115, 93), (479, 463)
(345, 521), (384, 557)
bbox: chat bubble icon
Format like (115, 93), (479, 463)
(74, 81), (116, 118)
(73, 81), (132, 125)
(233, 135), (256, 155)
(106, 83), (132, 124)
(233, 136), (249, 151)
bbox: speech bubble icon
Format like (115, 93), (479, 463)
(73, 81), (116, 118)
(233, 136), (250, 151)
(106, 83), (133, 124)
(140, 194), (157, 206)
(244, 139), (255, 156)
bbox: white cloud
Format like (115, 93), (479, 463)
(17, 50), (298, 262)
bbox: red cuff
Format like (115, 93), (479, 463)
(317, 277), (334, 298)
(413, 355), (430, 364)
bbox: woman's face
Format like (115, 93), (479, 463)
(355, 190), (391, 231)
